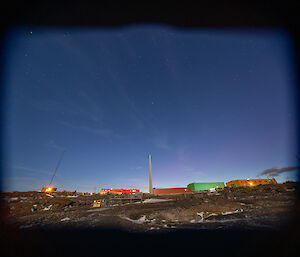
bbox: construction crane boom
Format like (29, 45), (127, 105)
(48, 151), (65, 187)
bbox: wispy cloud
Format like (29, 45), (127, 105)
(102, 47), (172, 150)
(130, 166), (144, 171)
(32, 96), (104, 125)
(190, 171), (207, 178)
(77, 90), (104, 123)
(126, 177), (147, 183)
(45, 140), (66, 151)
(11, 164), (52, 176)
(59, 120), (115, 138)
(182, 166), (206, 176)
(30, 34), (105, 124)
(3, 176), (49, 192)
(182, 166), (195, 172)
(153, 132), (170, 150)
(106, 67), (147, 129)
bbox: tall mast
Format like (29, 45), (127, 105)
(149, 154), (153, 194)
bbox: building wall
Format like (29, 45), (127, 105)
(153, 187), (192, 195)
(187, 182), (225, 191)
(100, 189), (140, 195)
(226, 178), (277, 187)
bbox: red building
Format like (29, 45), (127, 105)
(153, 187), (192, 195)
(100, 188), (140, 195)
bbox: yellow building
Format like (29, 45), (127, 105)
(226, 178), (277, 187)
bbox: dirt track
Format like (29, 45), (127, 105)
(2, 182), (298, 231)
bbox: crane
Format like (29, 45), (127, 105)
(42, 151), (65, 192)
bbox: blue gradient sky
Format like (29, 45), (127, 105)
(2, 26), (298, 192)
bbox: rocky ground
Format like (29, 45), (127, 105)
(1, 183), (300, 257)
(1, 182), (298, 232)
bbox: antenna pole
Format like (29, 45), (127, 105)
(149, 154), (153, 194)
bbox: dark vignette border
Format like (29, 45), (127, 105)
(0, 2), (299, 257)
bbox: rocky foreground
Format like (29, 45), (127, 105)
(1, 182), (298, 231)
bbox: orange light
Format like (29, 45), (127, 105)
(45, 187), (53, 192)
(249, 182), (253, 186)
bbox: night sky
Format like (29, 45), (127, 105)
(2, 26), (298, 192)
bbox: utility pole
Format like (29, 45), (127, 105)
(149, 154), (153, 194)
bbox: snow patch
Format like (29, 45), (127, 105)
(143, 199), (173, 203)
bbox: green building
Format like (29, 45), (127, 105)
(187, 182), (225, 191)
